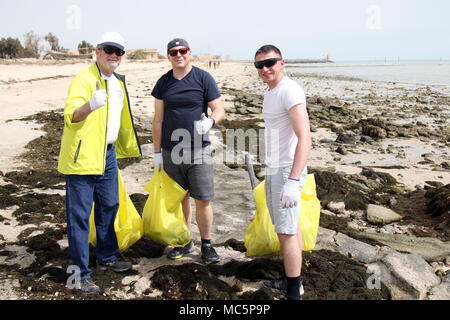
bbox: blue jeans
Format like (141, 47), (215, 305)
(65, 145), (120, 280)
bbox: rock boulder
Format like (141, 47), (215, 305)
(367, 204), (402, 225)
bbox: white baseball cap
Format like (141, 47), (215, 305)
(98, 32), (125, 51)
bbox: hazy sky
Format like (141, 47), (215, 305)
(1, 0), (449, 61)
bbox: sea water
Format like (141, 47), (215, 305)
(287, 60), (450, 91)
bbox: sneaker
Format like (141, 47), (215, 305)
(167, 241), (195, 260)
(97, 259), (132, 273)
(201, 244), (220, 265)
(263, 278), (287, 291)
(79, 278), (100, 295)
(263, 278), (304, 296)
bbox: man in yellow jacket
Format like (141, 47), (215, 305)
(58, 32), (141, 294)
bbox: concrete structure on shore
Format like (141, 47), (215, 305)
(126, 49), (159, 60)
(286, 55), (333, 64)
(193, 54), (224, 62)
(43, 50), (93, 60)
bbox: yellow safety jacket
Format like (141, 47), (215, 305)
(58, 63), (141, 175)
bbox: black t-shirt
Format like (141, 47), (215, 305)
(151, 66), (221, 151)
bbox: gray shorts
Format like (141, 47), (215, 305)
(163, 147), (214, 201)
(265, 166), (308, 235)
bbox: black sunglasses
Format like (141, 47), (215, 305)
(101, 46), (125, 56)
(168, 48), (189, 57)
(254, 58), (282, 69)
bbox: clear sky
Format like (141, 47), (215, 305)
(1, 0), (449, 61)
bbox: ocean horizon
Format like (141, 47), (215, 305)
(286, 60), (450, 89)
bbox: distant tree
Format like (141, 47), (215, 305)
(0, 40), (4, 58)
(0, 39), (6, 58)
(23, 31), (42, 58)
(44, 32), (64, 52)
(0, 37), (24, 59)
(78, 40), (94, 54)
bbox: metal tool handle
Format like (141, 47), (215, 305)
(245, 153), (258, 190)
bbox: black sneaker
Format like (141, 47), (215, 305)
(79, 278), (100, 295)
(167, 241), (195, 260)
(97, 259), (132, 273)
(263, 278), (287, 291)
(263, 278), (304, 296)
(201, 244), (220, 265)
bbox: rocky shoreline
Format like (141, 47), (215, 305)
(0, 60), (448, 300)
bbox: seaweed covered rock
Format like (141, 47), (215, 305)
(151, 263), (238, 300)
(302, 250), (391, 300)
(361, 167), (398, 186)
(310, 168), (369, 210)
(349, 118), (389, 140)
(210, 258), (284, 281)
(425, 184), (450, 218)
(390, 185), (449, 241)
(362, 125), (387, 140)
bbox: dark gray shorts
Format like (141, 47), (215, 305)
(162, 147), (214, 201)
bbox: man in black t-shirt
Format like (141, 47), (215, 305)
(151, 38), (225, 264)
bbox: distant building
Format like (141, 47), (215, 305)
(43, 50), (93, 60)
(193, 55), (224, 62)
(126, 49), (159, 60)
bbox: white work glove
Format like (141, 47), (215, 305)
(280, 178), (301, 209)
(195, 113), (214, 135)
(154, 152), (163, 171)
(89, 80), (107, 111)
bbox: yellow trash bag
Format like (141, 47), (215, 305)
(88, 170), (144, 252)
(245, 174), (321, 257)
(142, 170), (190, 247)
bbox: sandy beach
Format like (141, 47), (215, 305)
(0, 57), (448, 300)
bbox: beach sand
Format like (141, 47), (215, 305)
(0, 58), (448, 300)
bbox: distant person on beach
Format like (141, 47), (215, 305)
(151, 38), (225, 264)
(57, 32), (141, 294)
(254, 44), (312, 300)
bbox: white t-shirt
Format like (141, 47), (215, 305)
(263, 76), (306, 168)
(102, 73), (124, 144)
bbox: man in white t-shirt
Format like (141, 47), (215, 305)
(254, 45), (312, 300)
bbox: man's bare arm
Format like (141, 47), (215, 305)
(152, 98), (165, 153)
(288, 103), (312, 179)
(208, 97), (225, 125)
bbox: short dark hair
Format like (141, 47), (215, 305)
(255, 45), (282, 59)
